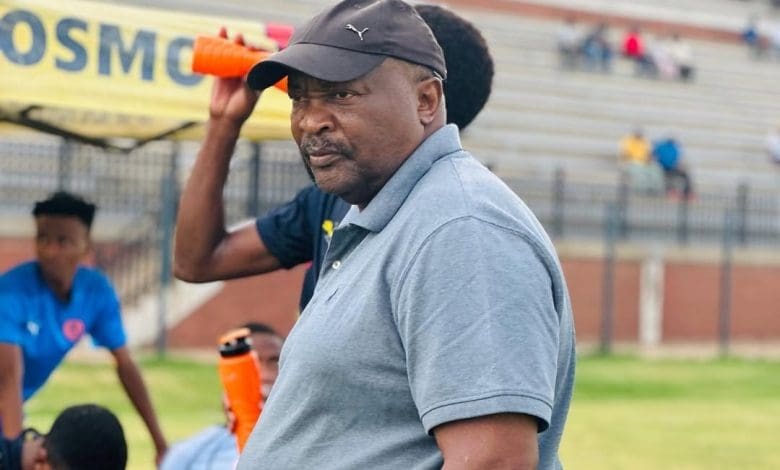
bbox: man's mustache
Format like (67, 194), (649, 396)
(299, 137), (351, 159)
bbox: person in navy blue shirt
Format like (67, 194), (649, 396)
(174, 4), (494, 310)
(652, 136), (694, 200)
(0, 192), (168, 465)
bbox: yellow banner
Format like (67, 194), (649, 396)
(0, 0), (292, 142)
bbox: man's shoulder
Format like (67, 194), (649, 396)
(0, 261), (38, 290)
(421, 152), (525, 220)
(402, 152), (553, 252)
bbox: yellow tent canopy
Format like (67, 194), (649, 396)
(0, 0), (292, 148)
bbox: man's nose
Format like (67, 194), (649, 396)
(38, 240), (61, 258)
(297, 99), (334, 136)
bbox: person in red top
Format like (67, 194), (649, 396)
(622, 25), (655, 76)
(622, 26), (644, 58)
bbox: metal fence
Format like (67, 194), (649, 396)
(0, 137), (311, 308)
(505, 170), (779, 247)
(1, 136), (778, 310)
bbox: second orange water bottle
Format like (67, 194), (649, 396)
(217, 328), (263, 452)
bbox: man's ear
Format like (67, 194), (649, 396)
(417, 77), (444, 126)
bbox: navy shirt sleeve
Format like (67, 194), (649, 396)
(256, 186), (320, 269)
(256, 185), (351, 310)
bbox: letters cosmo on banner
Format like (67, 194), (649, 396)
(0, 0), (292, 141)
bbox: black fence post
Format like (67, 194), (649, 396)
(57, 138), (72, 191)
(676, 196), (690, 245)
(617, 170), (630, 239)
(552, 167), (566, 238)
(718, 210), (735, 358)
(735, 182), (749, 245)
(156, 145), (179, 358)
(601, 202), (619, 354)
(247, 142), (262, 217)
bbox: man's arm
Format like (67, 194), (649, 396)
(0, 343), (23, 438)
(111, 347), (167, 465)
(434, 413), (539, 470)
(174, 28), (282, 282)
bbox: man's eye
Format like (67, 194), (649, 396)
(333, 91), (353, 100)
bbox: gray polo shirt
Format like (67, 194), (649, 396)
(238, 125), (575, 470)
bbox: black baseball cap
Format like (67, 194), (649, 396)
(247, 0), (447, 90)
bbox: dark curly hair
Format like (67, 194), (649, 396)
(32, 191), (97, 229)
(45, 404), (127, 470)
(416, 4), (494, 130)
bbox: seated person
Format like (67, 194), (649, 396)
(622, 26), (655, 76)
(557, 17), (580, 69)
(581, 22), (613, 72)
(652, 136), (694, 200)
(668, 34), (695, 81)
(767, 124), (780, 165)
(159, 323), (283, 470)
(741, 16), (768, 57)
(0, 403), (127, 470)
(619, 128), (664, 195)
(0, 191), (166, 465)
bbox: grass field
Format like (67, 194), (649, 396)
(25, 353), (780, 469)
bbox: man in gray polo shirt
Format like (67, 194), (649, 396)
(229, 0), (575, 468)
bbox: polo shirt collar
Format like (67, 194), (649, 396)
(340, 124), (461, 233)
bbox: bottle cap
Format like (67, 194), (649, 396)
(218, 327), (253, 357)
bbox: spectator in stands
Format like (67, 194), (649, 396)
(619, 128), (664, 195)
(771, 23), (780, 59)
(652, 136), (694, 200)
(648, 35), (678, 80)
(174, 4), (494, 312)
(0, 403), (127, 470)
(668, 33), (695, 81)
(741, 16), (768, 57)
(160, 323), (283, 470)
(766, 124), (780, 233)
(0, 192), (167, 465)
(622, 26), (655, 76)
(581, 22), (613, 72)
(557, 16), (580, 69)
(767, 123), (780, 165)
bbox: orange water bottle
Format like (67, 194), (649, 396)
(191, 35), (288, 92)
(218, 328), (262, 452)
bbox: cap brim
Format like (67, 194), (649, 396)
(247, 43), (386, 91)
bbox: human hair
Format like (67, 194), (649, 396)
(415, 4), (494, 130)
(242, 322), (282, 339)
(45, 404), (127, 470)
(32, 191), (97, 230)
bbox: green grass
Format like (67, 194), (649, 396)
(563, 354), (780, 469)
(25, 354), (780, 469)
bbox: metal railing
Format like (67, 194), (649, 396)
(2, 137), (778, 310)
(504, 170), (779, 247)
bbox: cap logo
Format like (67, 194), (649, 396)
(345, 24), (369, 41)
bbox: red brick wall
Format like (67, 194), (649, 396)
(728, 265), (780, 340)
(0, 239), (34, 271)
(562, 258), (640, 342)
(4, 237), (779, 348)
(662, 263), (721, 341)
